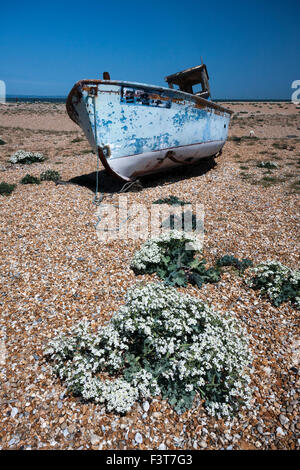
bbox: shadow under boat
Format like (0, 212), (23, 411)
(65, 155), (217, 196)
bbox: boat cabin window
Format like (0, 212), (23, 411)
(192, 84), (204, 95)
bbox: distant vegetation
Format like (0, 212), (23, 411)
(20, 174), (41, 185)
(40, 170), (61, 182)
(153, 195), (190, 206)
(256, 161), (279, 169)
(228, 135), (259, 144)
(0, 182), (16, 196)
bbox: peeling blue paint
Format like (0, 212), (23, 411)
(79, 83), (230, 159)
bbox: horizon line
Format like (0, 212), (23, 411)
(5, 95), (293, 102)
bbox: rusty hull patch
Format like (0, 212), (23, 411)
(66, 84), (82, 125)
(82, 85), (98, 96)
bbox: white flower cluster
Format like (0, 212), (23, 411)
(131, 230), (202, 272)
(246, 260), (300, 309)
(9, 150), (45, 164)
(44, 283), (252, 417)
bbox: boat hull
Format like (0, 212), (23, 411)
(67, 80), (232, 181)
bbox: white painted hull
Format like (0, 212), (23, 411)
(109, 140), (224, 180)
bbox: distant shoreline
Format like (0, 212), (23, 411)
(4, 96), (292, 104)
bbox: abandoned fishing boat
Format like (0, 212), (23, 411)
(66, 64), (233, 182)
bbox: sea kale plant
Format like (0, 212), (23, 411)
(9, 150), (45, 164)
(131, 231), (252, 288)
(216, 255), (253, 275)
(246, 260), (300, 309)
(256, 161), (279, 169)
(131, 230), (219, 287)
(44, 283), (252, 416)
(20, 174), (41, 185)
(40, 169), (61, 182)
(152, 195), (190, 206)
(0, 182), (16, 196)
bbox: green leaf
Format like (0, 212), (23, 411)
(190, 272), (205, 288)
(189, 258), (204, 270)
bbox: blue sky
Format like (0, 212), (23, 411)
(0, 0), (299, 99)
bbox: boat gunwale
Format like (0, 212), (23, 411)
(66, 79), (233, 125)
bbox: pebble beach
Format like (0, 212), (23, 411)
(0, 100), (299, 450)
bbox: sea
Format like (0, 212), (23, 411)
(6, 96), (66, 103)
